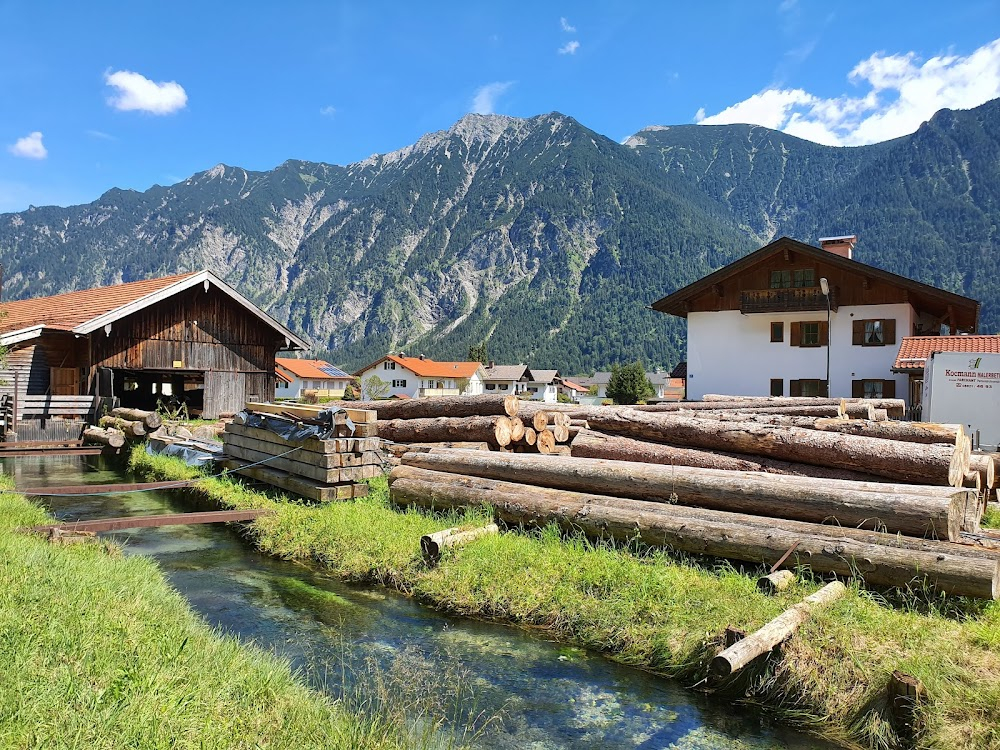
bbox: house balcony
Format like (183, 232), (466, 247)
(419, 388), (461, 397)
(740, 287), (838, 314)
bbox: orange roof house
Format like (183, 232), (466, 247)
(893, 335), (1000, 372)
(353, 354), (486, 399)
(0, 270), (307, 424)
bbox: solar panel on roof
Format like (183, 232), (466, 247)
(318, 365), (350, 378)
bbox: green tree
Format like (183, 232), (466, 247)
(342, 376), (361, 401)
(361, 374), (390, 400)
(606, 361), (654, 405)
(468, 341), (488, 363)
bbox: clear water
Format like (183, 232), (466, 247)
(7, 455), (841, 750)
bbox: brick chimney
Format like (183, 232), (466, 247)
(818, 235), (857, 259)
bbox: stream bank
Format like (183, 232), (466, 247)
(8, 452), (837, 749)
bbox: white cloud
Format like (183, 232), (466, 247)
(558, 40), (580, 55)
(320, 105), (337, 118)
(696, 37), (1000, 146)
(104, 70), (187, 115)
(8, 131), (47, 159)
(560, 17), (576, 33)
(471, 81), (514, 114)
(86, 129), (116, 140)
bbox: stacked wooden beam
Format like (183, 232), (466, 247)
(219, 403), (381, 502)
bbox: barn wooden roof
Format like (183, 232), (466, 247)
(0, 270), (309, 349)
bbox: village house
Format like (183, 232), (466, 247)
(0, 270), (308, 434)
(481, 363), (530, 396)
(353, 354), (485, 400)
(525, 369), (561, 402)
(558, 378), (589, 403)
(651, 236), (979, 407)
(275, 357), (352, 399)
(575, 370), (684, 401)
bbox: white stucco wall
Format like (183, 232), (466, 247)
(685, 303), (914, 404)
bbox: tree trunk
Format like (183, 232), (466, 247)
(532, 412), (549, 432)
(376, 415), (514, 448)
(98, 416), (146, 438)
(570, 428), (887, 481)
(83, 426), (126, 449)
(693, 414), (963, 445)
(389, 466), (1000, 599)
(969, 453), (997, 489)
(536, 429), (557, 454)
(588, 409), (961, 486)
(109, 407), (162, 430)
(402, 449), (963, 540)
(350, 394), (520, 420)
(711, 581), (848, 677)
(552, 424), (570, 443)
(700, 394), (906, 416)
(509, 418), (525, 442)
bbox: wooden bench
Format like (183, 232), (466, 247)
(17, 395), (97, 419)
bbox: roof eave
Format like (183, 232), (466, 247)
(72, 270), (310, 350)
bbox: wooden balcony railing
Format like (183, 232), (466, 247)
(740, 287), (838, 314)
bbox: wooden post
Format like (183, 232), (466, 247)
(711, 581), (847, 677)
(889, 670), (926, 745)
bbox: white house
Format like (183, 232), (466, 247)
(275, 358), (353, 399)
(651, 236), (979, 407)
(525, 369), (561, 402)
(575, 370), (684, 401)
(482, 364), (530, 396)
(354, 354), (485, 400)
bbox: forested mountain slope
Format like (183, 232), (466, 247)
(2, 100), (998, 372)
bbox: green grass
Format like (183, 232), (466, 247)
(131, 447), (1000, 750)
(0, 472), (415, 750)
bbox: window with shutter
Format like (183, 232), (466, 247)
(790, 322), (801, 347)
(882, 380), (896, 398)
(852, 380), (864, 398)
(801, 322), (820, 346)
(770, 378), (783, 397)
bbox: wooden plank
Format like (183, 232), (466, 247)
(219, 458), (369, 502)
(222, 442), (381, 483)
(20, 481), (195, 495)
(0, 446), (103, 457)
(246, 401), (378, 424)
(25, 509), (271, 534)
(222, 432), (384, 470)
(224, 422), (379, 455)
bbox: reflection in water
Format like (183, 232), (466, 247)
(7, 456), (838, 749)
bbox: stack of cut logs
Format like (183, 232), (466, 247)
(83, 407), (163, 449)
(219, 402), (381, 502)
(375, 393), (1000, 600)
(348, 395), (578, 459)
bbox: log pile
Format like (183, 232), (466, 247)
(361, 393), (1000, 598)
(369, 395), (576, 457)
(220, 403), (381, 502)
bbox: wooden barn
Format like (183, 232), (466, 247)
(0, 270), (308, 437)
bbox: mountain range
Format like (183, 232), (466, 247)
(2, 98), (999, 374)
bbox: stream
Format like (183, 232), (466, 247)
(7, 455), (840, 750)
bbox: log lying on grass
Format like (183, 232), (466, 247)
(571, 429), (886, 482)
(350, 394), (520, 420)
(588, 409), (966, 486)
(711, 581), (848, 677)
(376, 415), (515, 448)
(83, 426), (126, 449)
(109, 407), (162, 430)
(420, 523), (499, 560)
(98, 416), (146, 438)
(388, 465), (1000, 599)
(402, 449), (966, 540)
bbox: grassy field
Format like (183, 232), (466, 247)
(0, 472), (422, 750)
(131, 447), (1000, 750)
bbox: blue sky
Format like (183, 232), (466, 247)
(2, 0), (999, 212)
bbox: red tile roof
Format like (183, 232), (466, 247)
(276, 358), (352, 380)
(561, 379), (589, 393)
(0, 272), (198, 334)
(275, 369), (293, 384)
(355, 355), (481, 379)
(893, 335), (1000, 371)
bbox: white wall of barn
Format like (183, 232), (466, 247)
(685, 303), (914, 403)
